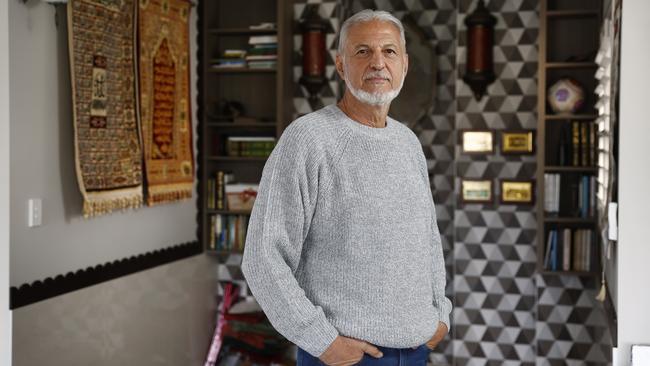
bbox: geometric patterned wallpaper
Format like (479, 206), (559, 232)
(454, 0), (539, 364)
(215, 0), (613, 364)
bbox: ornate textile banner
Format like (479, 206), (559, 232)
(68, 0), (144, 218)
(138, 0), (194, 206)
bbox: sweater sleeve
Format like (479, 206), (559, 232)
(412, 139), (453, 334)
(240, 123), (339, 357)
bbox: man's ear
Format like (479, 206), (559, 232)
(403, 53), (409, 76)
(335, 54), (345, 80)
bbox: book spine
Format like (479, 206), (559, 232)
(216, 171), (224, 210)
(563, 228), (571, 271)
(589, 122), (596, 166)
(581, 122), (589, 166)
(572, 121), (580, 166)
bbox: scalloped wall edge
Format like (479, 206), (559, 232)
(9, 241), (202, 309)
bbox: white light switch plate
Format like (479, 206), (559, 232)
(608, 202), (618, 241)
(28, 199), (42, 227)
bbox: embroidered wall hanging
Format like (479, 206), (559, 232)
(68, 0), (144, 218)
(138, 0), (194, 206)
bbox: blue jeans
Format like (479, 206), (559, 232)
(297, 343), (432, 366)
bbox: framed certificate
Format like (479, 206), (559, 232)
(461, 179), (493, 203)
(500, 180), (534, 204)
(501, 130), (535, 154)
(462, 130), (494, 154)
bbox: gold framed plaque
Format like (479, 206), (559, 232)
(462, 130), (494, 154)
(501, 130), (535, 154)
(501, 180), (534, 204)
(461, 179), (493, 203)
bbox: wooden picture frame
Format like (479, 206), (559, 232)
(500, 180), (535, 205)
(501, 130), (535, 155)
(461, 130), (494, 154)
(461, 179), (493, 203)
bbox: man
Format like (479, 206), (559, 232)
(241, 9), (452, 366)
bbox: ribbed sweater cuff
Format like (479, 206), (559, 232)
(298, 316), (339, 357)
(438, 302), (452, 334)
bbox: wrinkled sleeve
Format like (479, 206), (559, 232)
(241, 124), (339, 357)
(413, 139), (453, 333)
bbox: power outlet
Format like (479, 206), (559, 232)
(28, 199), (42, 227)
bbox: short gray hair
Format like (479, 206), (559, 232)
(337, 9), (406, 55)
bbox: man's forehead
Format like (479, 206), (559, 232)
(346, 20), (401, 44)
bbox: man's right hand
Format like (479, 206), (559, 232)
(318, 335), (384, 366)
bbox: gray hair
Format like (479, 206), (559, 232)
(337, 9), (406, 55)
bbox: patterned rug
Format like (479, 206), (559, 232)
(138, 0), (194, 206)
(68, 0), (144, 218)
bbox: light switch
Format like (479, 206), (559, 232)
(28, 199), (42, 227)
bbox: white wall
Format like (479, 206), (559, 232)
(1, 0), (12, 364)
(616, 0), (650, 364)
(9, 1), (199, 287)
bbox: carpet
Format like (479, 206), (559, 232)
(138, 0), (194, 206)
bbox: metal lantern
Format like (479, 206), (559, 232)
(463, 0), (497, 100)
(299, 6), (327, 104)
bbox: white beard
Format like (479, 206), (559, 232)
(343, 63), (406, 106)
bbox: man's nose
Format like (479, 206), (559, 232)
(369, 50), (385, 69)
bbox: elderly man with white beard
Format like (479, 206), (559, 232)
(241, 9), (452, 366)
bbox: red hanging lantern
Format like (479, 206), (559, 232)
(463, 0), (497, 100)
(299, 6), (327, 104)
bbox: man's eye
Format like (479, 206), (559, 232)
(385, 49), (397, 54)
(357, 49), (367, 55)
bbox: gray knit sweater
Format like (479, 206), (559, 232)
(241, 104), (452, 357)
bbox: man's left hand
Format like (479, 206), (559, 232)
(423, 321), (448, 350)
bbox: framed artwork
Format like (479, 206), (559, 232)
(501, 130), (535, 155)
(500, 180), (535, 204)
(461, 179), (493, 203)
(461, 130), (494, 154)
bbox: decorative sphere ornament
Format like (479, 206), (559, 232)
(547, 78), (585, 114)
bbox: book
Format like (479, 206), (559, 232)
(562, 228), (571, 271)
(581, 122), (589, 166)
(248, 35), (278, 44)
(572, 121), (580, 166)
(544, 230), (553, 269)
(589, 122), (596, 166)
(245, 55), (278, 61)
(550, 230), (558, 271)
(216, 170), (225, 210)
(247, 61), (277, 69)
(572, 230), (581, 271)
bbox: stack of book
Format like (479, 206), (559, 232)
(226, 136), (276, 157)
(209, 214), (249, 252)
(543, 228), (595, 272)
(246, 35), (277, 69)
(211, 49), (247, 69)
(207, 170), (235, 210)
(556, 121), (597, 167)
(544, 173), (596, 218)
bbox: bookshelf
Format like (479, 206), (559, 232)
(536, 0), (602, 276)
(199, 0), (294, 255)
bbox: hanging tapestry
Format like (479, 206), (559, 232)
(68, 0), (144, 218)
(138, 0), (194, 206)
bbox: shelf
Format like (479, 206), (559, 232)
(545, 166), (598, 173)
(544, 114), (598, 120)
(208, 67), (276, 74)
(206, 121), (276, 128)
(546, 62), (598, 69)
(546, 10), (599, 18)
(205, 249), (244, 256)
(208, 28), (277, 36)
(207, 209), (252, 215)
(539, 270), (599, 277)
(207, 156), (269, 162)
(544, 217), (596, 224)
